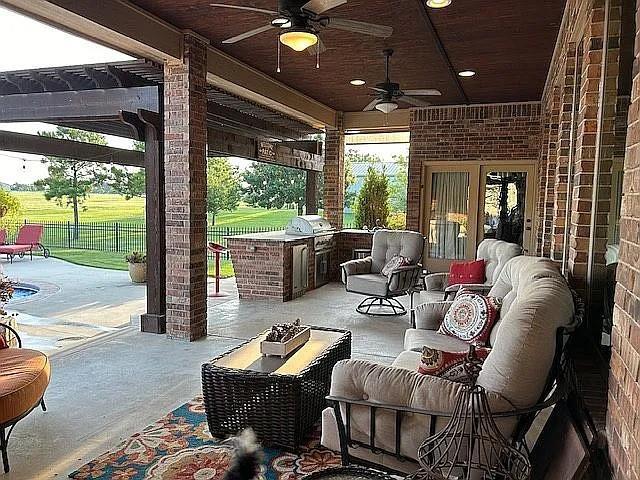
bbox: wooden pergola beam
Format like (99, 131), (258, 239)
(0, 86), (159, 123)
(0, 130), (144, 167)
(207, 103), (303, 141)
(207, 128), (324, 172)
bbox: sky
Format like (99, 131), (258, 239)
(0, 6), (408, 185)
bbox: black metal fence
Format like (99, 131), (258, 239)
(6, 221), (284, 260)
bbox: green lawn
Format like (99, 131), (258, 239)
(9, 192), (351, 275)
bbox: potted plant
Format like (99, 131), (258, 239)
(0, 274), (18, 347)
(126, 251), (147, 283)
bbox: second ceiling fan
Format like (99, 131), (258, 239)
(363, 49), (442, 113)
(210, 0), (393, 54)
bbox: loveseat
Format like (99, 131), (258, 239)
(321, 256), (577, 472)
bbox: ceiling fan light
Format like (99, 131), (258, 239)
(279, 30), (318, 52)
(426, 0), (452, 7)
(375, 101), (399, 114)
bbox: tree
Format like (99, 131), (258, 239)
(388, 154), (408, 212)
(344, 150), (380, 210)
(207, 157), (241, 225)
(0, 189), (21, 232)
(242, 163), (306, 214)
(354, 167), (390, 229)
(35, 127), (108, 237)
(109, 140), (145, 199)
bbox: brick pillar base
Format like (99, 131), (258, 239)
(164, 32), (208, 341)
(323, 113), (345, 229)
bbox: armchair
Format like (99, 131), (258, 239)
(341, 230), (424, 316)
(421, 238), (522, 301)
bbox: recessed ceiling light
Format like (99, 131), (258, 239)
(350, 79), (366, 86)
(458, 70), (476, 77)
(426, 0), (452, 8)
(271, 18), (290, 26)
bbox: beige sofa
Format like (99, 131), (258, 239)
(321, 256), (577, 473)
(420, 238), (522, 304)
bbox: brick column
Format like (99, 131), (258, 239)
(164, 32), (208, 341)
(323, 113), (345, 229)
(607, 1), (640, 474)
(540, 87), (561, 258)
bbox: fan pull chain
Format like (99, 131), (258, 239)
(316, 39), (320, 69)
(277, 36), (281, 73)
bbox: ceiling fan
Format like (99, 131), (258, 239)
(210, 0), (393, 54)
(363, 49), (442, 113)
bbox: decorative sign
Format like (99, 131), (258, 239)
(257, 141), (276, 162)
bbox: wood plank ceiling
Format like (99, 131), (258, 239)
(128, 0), (566, 112)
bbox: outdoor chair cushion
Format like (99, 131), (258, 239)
(370, 230), (424, 274)
(0, 245), (33, 255)
(346, 273), (388, 297)
(0, 229), (6, 245)
(404, 328), (469, 352)
(0, 348), (50, 424)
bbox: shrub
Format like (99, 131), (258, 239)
(354, 168), (390, 229)
(125, 251), (146, 263)
(0, 190), (22, 233)
(387, 212), (407, 230)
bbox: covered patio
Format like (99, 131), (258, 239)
(0, 0), (638, 478)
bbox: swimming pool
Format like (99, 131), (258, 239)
(11, 284), (39, 300)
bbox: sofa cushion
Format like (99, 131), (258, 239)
(0, 348), (51, 424)
(346, 273), (388, 297)
(477, 239), (522, 285)
(404, 328), (469, 352)
(438, 292), (500, 346)
(417, 346), (491, 382)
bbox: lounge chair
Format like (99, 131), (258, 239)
(0, 229), (6, 246)
(0, 225), (50, 263)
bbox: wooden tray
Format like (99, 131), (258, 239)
(260, 326), (311, 358)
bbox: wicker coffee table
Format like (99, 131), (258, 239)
(202, 326), (351, 450)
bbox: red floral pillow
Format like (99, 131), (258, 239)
(417, 346), (491, 382)
(0, 335), (7, 349)
(438, 292), (501, 346)
(448, 260), (485, 286)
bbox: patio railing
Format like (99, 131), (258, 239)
(5, 221), (284, 260)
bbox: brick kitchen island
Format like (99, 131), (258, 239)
(227, 229), (373, 302)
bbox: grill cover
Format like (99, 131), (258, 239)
(285, 215), (335, 236)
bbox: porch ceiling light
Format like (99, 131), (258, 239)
(375, 101), (399, 114)
(279, 29), (318, 52)
(458, 70), (476, 77)
(426, 0), (452, 8)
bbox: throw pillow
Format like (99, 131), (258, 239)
(438, 292), (501, 346)
(417, 346), (491, 382)
(381, 255), (412, 277)
(0, 335), (7, 349)
(448, 260), (485, 286)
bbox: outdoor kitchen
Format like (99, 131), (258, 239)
(227, 216), (373, 301)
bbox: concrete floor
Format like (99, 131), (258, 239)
(3, 260), (411, 480)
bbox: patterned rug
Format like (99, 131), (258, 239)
(69, 396), (341, 480)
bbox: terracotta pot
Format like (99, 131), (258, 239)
(128, 262), (146, 283)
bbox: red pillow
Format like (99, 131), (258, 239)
(0, 335), (8, 349)
(448, 260), (485, 286)
(417, 346), (491, 382)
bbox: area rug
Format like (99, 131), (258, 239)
(69, 396), (341, 480)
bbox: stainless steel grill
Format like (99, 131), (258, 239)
(285, 215), (336, 287)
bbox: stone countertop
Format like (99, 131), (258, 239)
(340, 229), (374, 235)
(225, 230), (313, 243)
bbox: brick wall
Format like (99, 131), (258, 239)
(323, 113), (345, 230)
(406, 103), (543, 232)
(607, 0), (640, 475)
(332, 231), (374, 280)
(164, 33), (208, 341)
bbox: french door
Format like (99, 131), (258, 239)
(421, 162), (536, 272)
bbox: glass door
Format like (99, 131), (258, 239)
(422, 165), (479, 272)
(477, 165), (537, 253)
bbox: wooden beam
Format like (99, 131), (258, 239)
(207, 103), (302, 141)
(306, 171), (318, 215)
(0, 86), (159, 123)
(281, 140), (323, 155)
(207, 128), (324, 172)
(0, 0), (337, 128)
(342, 110), (410, 132)
(0, 130), (144, 167)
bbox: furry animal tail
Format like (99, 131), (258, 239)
(223, 429), (263, 480)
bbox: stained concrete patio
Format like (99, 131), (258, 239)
(2, 256), (412, 479)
